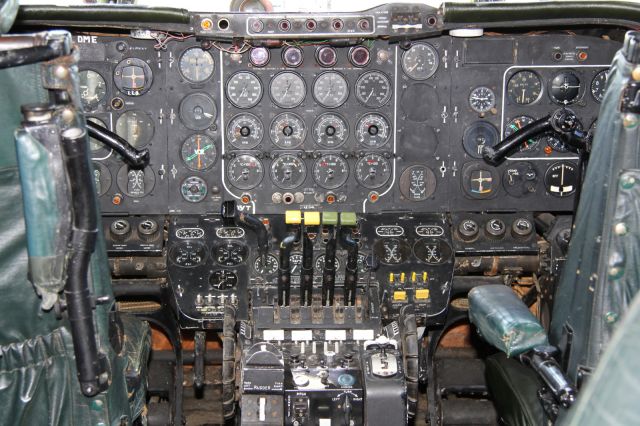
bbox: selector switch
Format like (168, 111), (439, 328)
(458, 219), (479, 241)
(485, 218), (507, 239)
(110, 219), (131, 242)
(512, 217), (534, 238)
(138, 218), (160, 242)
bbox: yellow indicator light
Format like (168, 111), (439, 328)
(304, 211), (320, 226)
(393, 291), (407, 302)
(422, 272), (428, 282)
(285, 210), (302, 225)
(415, 289), (430, 300)
(201, 18), (213, 30)
(411, 272), (417, 283)
(400, 272), (406, 283)
(388, 273), (395, 283)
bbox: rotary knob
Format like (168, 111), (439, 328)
(138, 218), (160, 242)
(109, 219), (131, 242)
(485, 218), (506, 239)
(458, 219), (479, 241)
(511, 218), (534, 238)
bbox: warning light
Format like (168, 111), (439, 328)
(577, 51), (588, 61)
(326, 193), (336, 204)
(369, 192), (379, 203)
(112, 194), (122, 205)
(241, 194), (251, 204)
(201, 18), (213, 30)
(544, 145), (553, 155)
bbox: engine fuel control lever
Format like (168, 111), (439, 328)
(322, 212), (339, 306)
(339, 212), (359, 306)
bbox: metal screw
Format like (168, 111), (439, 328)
(614, 222), (628, 236)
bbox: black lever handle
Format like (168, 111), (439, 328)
(340, 227), (358, 306)
(322, 226), (337, 306)
(222, 200), (269, 265)
(482, 115), (552, 166)
(86, 119), (150, 169)
(300, 225), (315, 306)
(278, 229), (299, 306)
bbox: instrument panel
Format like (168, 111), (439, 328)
(77, 31), (619, 216)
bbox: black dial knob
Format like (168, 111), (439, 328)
(458, 219), (479, 241)
(511, 218), (533, 238)
(110, 219), (131, 242)
(138, 219), (160, 242)
(485, 218), (506, 239)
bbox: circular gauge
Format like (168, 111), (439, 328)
(92, 162), (111, 196)
(413, 237), (452, 265)
(544, 161), (578, 197)
(591, 69), (608, 103)
(469, 86), (496, 113)
(254, 254), (279, 275)
(181, 134), (217, 171)
(312, 113), (349, 148)
(270, 113), (306, 148)
(269, 71), (306, 108)
(212, 241), (248, 266)
(227, 113), (264, 149)
(179, 47), (215, 83)
(355, 71), (392, 108)
(87, 117), (108, 152)
(373, 238), (410, 265)
(462, 162), (498, 199)
(113, 58), (153, 96)
(503, 162), (539, 197)
(399, 165), (437, 201)
(543, 114), (582, 152)
(462, 121), (499, 159)
(79, 70), (106, 110)
(356, 113), (391, 148)
(315, 255), (341, 272)
(549, 71), (581, 105)
(116, 166), (155, 198)
(169, 241), (207, 268)
(227, 154), (264, 190)
(115, 110), (154, 147)
(209, 270), (238, 290)
(249, 47), (270, 67)
(507, 70), (542, 105)
(270, 154), (307, 189)
(181, 176), (208, 203)
(402, 43), (439, 80)
(226, 71), (263, 108)
(504, 116), (539, 152)
(313, 154), (349, 189)
(355, 153), (392, 189)
(179, 92), (216, 131)
(312, 71), (349, 108)
(316, 46), (337, 67)
(282, 46), (304, 67)
(349, 45), (371, 67)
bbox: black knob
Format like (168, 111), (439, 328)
(512, 218), (533, 238)
(110, 219), (131, 242)
(458, 219), (479, 241)
(138, 218), (160, 242)
(485, 218), (506, 239)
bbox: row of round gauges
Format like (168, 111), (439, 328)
(225, 69), (392, 109)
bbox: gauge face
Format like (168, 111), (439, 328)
(373, 238), (410, 265)
(254, 254), (279, 275)
(212, 241), (248, 266)
(116, 166), (155, 198)
(315, 255), (341, 272)
(181, 134), (217, 171)
(462, 162), (497, 199)
(282, 46), (304, 67)
(79, 70), (106, 110)
(542, 135), (568, 153)
(413, 238), (452, 265)
(469, 86), (496, 113)
(270, 72), (306, 108)
(270, 113), (306, 148)
(312, 113), (349, 148)
(549, 71), (581, 104)
(504, 116), (539, 152)
(462, 121), (499, 159)
(591, 69), (608, 103)
(249, 47), (270, 67)
(270, 154), (307, 189)
(209, 270), (238, 290)
(316, 46), (337, 67)
(544, 161), (578, 197)
(179, 92), (216, 131)
(92, 162), (111, 196)
(113, 58), (153, 96)
(507, 70), (542, 105)
(169, 241), (207, 268)
(115, 110), (154, 147)
(355, 153), (392, 189)
(226, 71), (263, 108)
(402, 43), (439, 80)
(399, 165), (437, 201)
(355, 71), (392, 108)
(227, 154), (264, 190)
(227, 113), (264, 149)
(312, 72), (349, 108)
(87, 117), (108, 152)
(179, 47), (214, 83)
(313, 154), (349, 189)
(356, 113), (391, 148)
(181, 176), (208, 203)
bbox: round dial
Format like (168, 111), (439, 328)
(270, 72), (306, 108)
(469, 86), (496, 113)
(544, 161), (578, 197)
(226, 71), (263, 108)
(113, 58), (153, 96)
(349, 46), (371, 67)
(312, 71), (349, 108)
(169, 241), (207, 268)
(209, 270), (238, 290)
(179, 92), (216, 131)
(179, 47), (215, 83)
(282, 46), (304, 67)
(181, 134), (217, 171)
(462, 121), (499, 159)
(313, 154), (349, 189)
(504, 116), (539, 152)
(212, 241), (248, 266)
(399, 165), (437, 201)
(356, 113), (391, 148)
(507, 70), (542, 105)
(591, 69), (608, 103)
(92, 162), (111, 196)
(315, 255), (341, 272)
(254, 254), (279, 275)
(402, 43), (439, 80)
(249, 47), (270, 67)
(316, 46), (337, 67)
(355, 71), (392, 108)
(413, 238), (452, 265)
(87, 117), (108, 152)
(79, 70), (106, 110)
(312, 113), (349, 148)
(355, 153), (392, 189)
(373, 238), (410, 265)
(270, 113), (306, 149)
(116, 166), (155, 198)
(227, 113), (264, 149)
(270, 154), (307, 189)
(115, 110), (154, 148)
(180, 176), (208, 203)
(227, 154), (264, 190)
(549, 71), (581, 105)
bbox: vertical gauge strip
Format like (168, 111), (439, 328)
(179, 47), (215, 83)
(92, 162), (112, 196)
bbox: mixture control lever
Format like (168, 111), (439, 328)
(339, 213), (359, 306)
(322, 213), (339, 306)
(300, 221), (317, 306)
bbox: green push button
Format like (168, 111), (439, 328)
(322, 212), (338, 225)
(340, 212), (357, 226)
